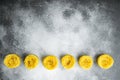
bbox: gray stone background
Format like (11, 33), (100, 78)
(0, 0), (120, 80)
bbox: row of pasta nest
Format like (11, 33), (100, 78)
(3, 53), (114, 70)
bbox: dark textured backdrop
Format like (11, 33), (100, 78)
(0, 0), (120, 80)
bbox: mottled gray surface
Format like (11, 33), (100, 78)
(0, 0), (120, 80)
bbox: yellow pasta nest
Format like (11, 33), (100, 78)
(97, 54), (114, 69)
(24, 54), (39, 69)
(43, 55), (58, 70)
(61, 54), (75, 69)
(4, 54), (21, 68)
(78, 55), (93, 70)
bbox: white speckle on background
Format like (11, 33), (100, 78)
(0, 25), (6, 40)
